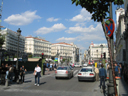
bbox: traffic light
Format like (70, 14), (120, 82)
(103, 52), (106, 59)
(42, 53), (44, 59)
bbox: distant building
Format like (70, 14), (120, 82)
(124, 0), (128, 64)
(88, 42), (109, 62)
(115, 8), (126, 64)
(51, 42), (78, 63)
(25, 36), (51, 58)
(0, 28), (25, 57)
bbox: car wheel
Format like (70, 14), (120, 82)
(55, 77), (58, 79)
(72, 73), (74, 78)
(78, 79), (81, 82)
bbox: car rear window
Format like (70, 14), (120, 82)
(81, 68), (92, 72)
(57, 67), (67, 70)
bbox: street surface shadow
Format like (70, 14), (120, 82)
(24, 80), (32, 83)
(78, 80), (95, 82)
(120, 78), (128, 94)
(121, 94), (128, 96)
(55, 77), (73, 80)
(40, 82), (46, 85)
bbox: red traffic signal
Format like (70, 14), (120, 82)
(42, 53), (44, 59)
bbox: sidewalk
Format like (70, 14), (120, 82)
(119, 78), (128, 96)
(0, 70), (55, 90)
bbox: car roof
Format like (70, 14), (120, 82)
(82, 66), (93, 69)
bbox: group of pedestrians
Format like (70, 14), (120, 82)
(46, 62), (57, 71)
(0, 63), (27, 85)
(94, 62), (122, 89)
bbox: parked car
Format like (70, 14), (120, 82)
(83, 63), (88, 67)
(74, 63), (82, 67)
(77, 66), (95, 82)
(55, 66), (73, 79)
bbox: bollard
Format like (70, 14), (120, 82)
(115, 76), (121, 96)
(5, 79), (9, 87)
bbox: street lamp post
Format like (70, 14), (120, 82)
(16, 28), (21, 83)
(96, 50), (98, 61)
(100, 44), (103, 62)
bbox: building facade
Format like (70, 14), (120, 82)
(88, 42), (109, 62)
(51, 42), (78, 63)
(115, 8), (126, 64)
(124, 0), (128, 64)
(0, 28), (25, 58)
(25, 36), (51, 58)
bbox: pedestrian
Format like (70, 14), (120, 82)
(19, 67), (23, 83)
(8, 64), (14, 84)
(50, 63), (53, 71)
(54, 63), (57, 70)
(99, 64), (107, 89)
(5, 64), (9, 80)
(21, 65), (27, 83)
(119, 63), (122, 78)
(95, 67), (99, 81)
(0, 63), (6, 84)
(34, 64), (41, 86)
(114, 62), (120, 76)
(107, 64), (110, 77)
(43, 63), (46, 75)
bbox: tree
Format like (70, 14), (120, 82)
(71, 0), (123, 39)
(71, 0), (123, 95)
(0, 33), (5, 47)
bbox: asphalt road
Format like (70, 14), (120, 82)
(0, 68), (103, 96)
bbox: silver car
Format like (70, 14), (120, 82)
(78, 66), (95, 81)
(55, 66), (73, 79)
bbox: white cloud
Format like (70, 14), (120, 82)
(66, 23), (102, 34)
(4, 10), (41, 26)
(56, 37), (76, 42)
(70, 8), (91, 22)
(35, 23), (66, 35)
(47, 17), (60, 22)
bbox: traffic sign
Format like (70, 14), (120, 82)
(105, 19), (115, 37)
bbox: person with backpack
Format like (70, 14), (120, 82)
(99, 64), (107, 89)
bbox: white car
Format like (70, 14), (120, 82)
(77, 66), (95, 81)
(74, 63), (82, 67)
(83, 63), (88, 67)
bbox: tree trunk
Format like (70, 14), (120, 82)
(101, 17), (118, 96)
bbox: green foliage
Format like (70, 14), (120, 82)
(0, 33), (5, 47)
(28, 54), (32, 58)
(72, 0), (124, 22)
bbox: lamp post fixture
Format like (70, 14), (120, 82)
(100, 44), (103, 62)
(16, 28), (21, 70)
(65, 53), (67, 63)
(96, 50), (98, 60)
(57, 49), (59, 64)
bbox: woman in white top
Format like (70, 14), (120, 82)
(34, 64), (41, 86)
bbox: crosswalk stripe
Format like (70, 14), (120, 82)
(73, 70), (78, 75)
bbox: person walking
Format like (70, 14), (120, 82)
(119, 63), (122, 78)
(34, 64), (41, 86)
(95, 67), (99, 81)
(9, 64), (14, 84)
(50, 63), (53, 71)
(21, 65), (27, 83)
(43, 63), (46, 75)
(114, 63), (120, 76)
(99, 64), (107, 89)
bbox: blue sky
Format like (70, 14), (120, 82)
(1, 0), (123, 53)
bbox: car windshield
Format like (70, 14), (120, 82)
(81, 68), (92, 72)
(57, 67), (67, 70)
